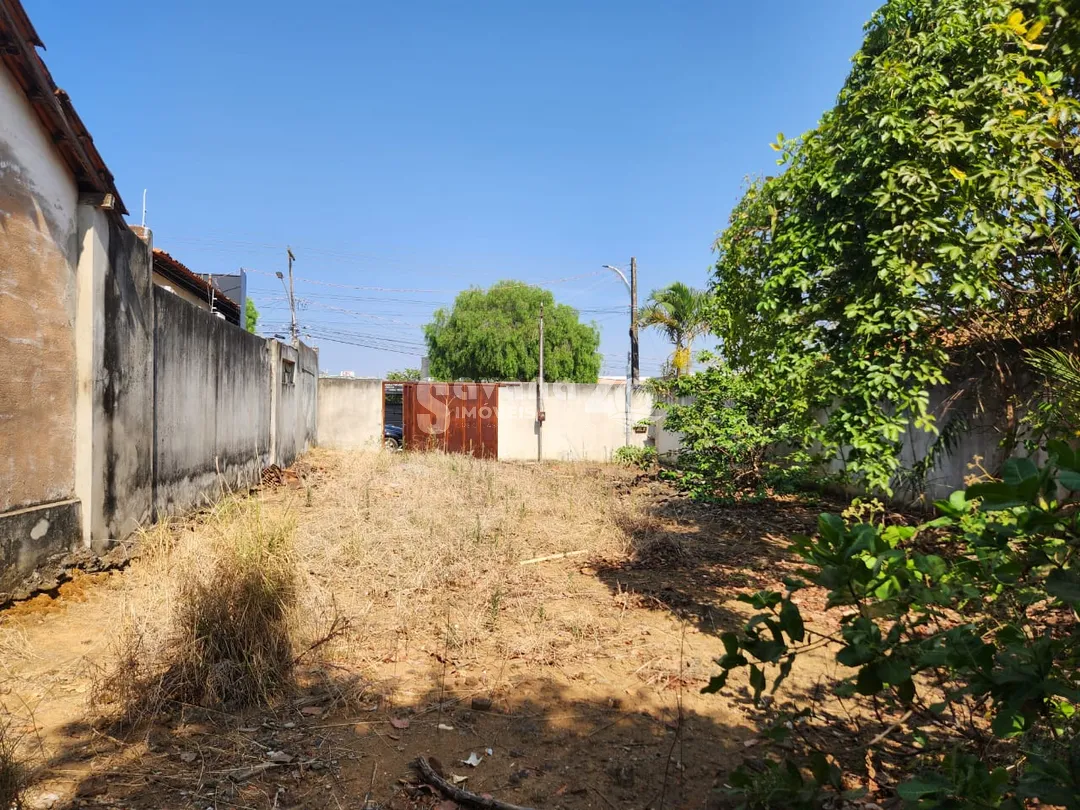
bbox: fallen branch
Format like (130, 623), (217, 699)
(518, 550), (587, 566)
(412, 757), (536, 810)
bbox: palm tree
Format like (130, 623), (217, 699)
(639, 282), (709, 377)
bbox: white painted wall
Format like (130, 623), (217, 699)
(317, 378), (384, 449)
(497, 382), (654, 462)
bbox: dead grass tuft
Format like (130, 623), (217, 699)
(95, 498), (299, 725)
(0, 719), (25, 810)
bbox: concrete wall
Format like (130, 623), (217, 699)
(0, 60), (82, 590)
(269, 340), (319, 467)
(97, 219), (154, 546)
(297, 342), (319, 456)
(650, 396), (692, 459)
(153, 288), (273, 518)
(497, 382), (654, 462)
(317, 378), (384, 449)
(0, 60), (80, 515)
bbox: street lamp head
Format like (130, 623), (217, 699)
(275, 271), (284, 279)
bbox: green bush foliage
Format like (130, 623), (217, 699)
(612, 445), (658, 469)
(707, 0), (1080, 493)
(707, 448), (1080, 808)
(657, 362), (812, 501)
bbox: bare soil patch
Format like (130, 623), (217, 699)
(0, 450), (850, 810)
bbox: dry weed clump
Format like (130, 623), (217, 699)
(95, 498), (299, 725)
(0, 719), (25, 810)
(293, 450), (632, 664)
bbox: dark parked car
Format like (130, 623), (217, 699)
(383, 424), (403, 450)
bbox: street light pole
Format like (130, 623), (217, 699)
(603, 263), (637, 447)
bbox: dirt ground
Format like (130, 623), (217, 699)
(0, 450), (855, 810)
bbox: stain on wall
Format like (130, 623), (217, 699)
(153, 288), (273, 518)
(271, 341), (319, 467)
(0, 60), (80, 514)
(98, 219), (153, 546)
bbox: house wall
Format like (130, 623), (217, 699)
(0, 59), (82, 589)
(153, 288), (272, 518)
(317, 378), (384, 449)
(497, 383), (654, 462)
(152, 271), (210, 310)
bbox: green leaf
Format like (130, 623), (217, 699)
(991, 708), (1027, 738)
(1046, 440), (1076, 468)
(1002, 457), (1039, 486)
(856, 664), (884, 695)
(966, 482), (1027, 509)
(896, 774), (952, 800)
(1046, 569), (1080, 604)
(1058, 468), (1080, 492)
(818, 513), (846, 543)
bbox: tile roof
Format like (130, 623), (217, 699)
(0, 0), (126, 213)
(153, 248), (241, 325)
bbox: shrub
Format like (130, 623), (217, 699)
(167, 517), (296, 710)
(613, 445), (657, 469)
(656, 361), (812, 501)
(96, 500), (298, 725)
(705, 447), (1080, 807)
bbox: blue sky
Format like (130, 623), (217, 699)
(29, 0), (880, 377)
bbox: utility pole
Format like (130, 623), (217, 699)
(630, 256), (639, 385)
(537, 302), (546, 462)
(625, 351), (632, 447)
(287, 247), (298, 346)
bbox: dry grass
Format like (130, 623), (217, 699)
(291, 450), (633, 666)
(94, 498), (300, 726)
(0, 719), (25, 810)
(93, 450), (641, 728)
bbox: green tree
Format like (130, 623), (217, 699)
(245, 299), (259, 334)
(639, 282), (709, 376)
(385, 368), (422, 381)
(424, 281), (601, 382)
(707, 0), (1080, 493)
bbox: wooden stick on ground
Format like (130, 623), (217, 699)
(518, 550), (587, 566)
(412, 757), (536, 810)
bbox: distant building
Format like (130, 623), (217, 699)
(340, 370), (356, 378)
(143, 242), (241, 326)
(200, 271), (247, 318)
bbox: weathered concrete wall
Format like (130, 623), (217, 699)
(153, 288), (272, 517)
(497, 383), (654, 462)
(297, 342), (319, 456)
(317, 378), (384, 449)
(0, 61), (80, 515)
(97, 219), (154, 547)
(270, 341), (297, 466)
(0, 59), (83, 589)
(0, 499), (81, 598)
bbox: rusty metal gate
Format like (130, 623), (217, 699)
(400, 383), (499, 458)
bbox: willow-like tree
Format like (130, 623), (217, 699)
(707, 0), (1080, 492)
(424, 281), (601, 382)
(639, 282), (708, 376)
